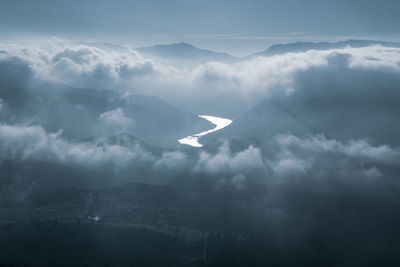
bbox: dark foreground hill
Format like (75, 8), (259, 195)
(1, 179), (400, 266)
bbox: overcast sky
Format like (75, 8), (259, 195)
(1, 0), (400, 55)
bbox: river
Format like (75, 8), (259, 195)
(178, 115), (232, 147)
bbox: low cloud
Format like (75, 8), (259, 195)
(0, 124), (153, 167)
(1, 39), (400, 191)
(98, 108), (134, 136)
(1, 41), (400, 115)
(276, 134), (400, 165)
(153, 151), (187, 170)
(195, 141), (266, 174)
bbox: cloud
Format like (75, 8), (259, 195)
(153, 151), (187, 170)
(49, 46), (156, 88)
(195, 141), (265, 174)
(0, 124), (153, 167)
(259, 133), (400, 183)
(276, 134), (400, 165)
(2, 41), (400, 115)
(1, 39), (400, 190)
(98, 108), (134, 135)
(118, 61), (154, 79)
(99, 108), (133, 126)
(0, 42), (158, 90)
(271, 154), (312, 177)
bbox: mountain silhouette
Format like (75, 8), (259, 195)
(252, 39), (400, 57)
(136, 42), (237, 67)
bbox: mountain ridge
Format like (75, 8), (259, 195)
(252, 39), (400, 57)
(136, 42), (236, 61)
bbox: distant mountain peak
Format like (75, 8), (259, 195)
(144, 42), (197, 49)
(167, 42), (195, 47)
(135, 42), (235, 62)
(253, 39), (400, 57)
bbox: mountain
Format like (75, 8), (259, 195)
(201, 66), (400, 147)
(252, 39), (400, 57)
(136, 42), (237, 67)
(137, 42), (235, 60)
(200, 98), (313, 148)
(15, 81), (213, 148)
(113, 93), (213, 147)
(203, 93), (400, 148)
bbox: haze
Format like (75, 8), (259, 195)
(1, 1), (400, 266)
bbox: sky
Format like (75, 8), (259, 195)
(1, 0), (400, 55)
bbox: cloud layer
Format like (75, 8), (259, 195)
(1, 40), (400, 115)
(1, 39), (400, 196)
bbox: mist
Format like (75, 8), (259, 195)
(1, 1), (400, 266)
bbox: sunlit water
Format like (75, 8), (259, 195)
(178, 115), (233, 147)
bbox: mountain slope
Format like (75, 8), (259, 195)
(201, 62), (400, 147)
(10, 81), (213, 148)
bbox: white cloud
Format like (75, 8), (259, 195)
(0, 124), (154, 167)
(271, 154), (312, 177)
(230, 145), (265, 172)
(99, 108), (133, 125)
(1, 41), (400, 109)
(98, 108), (134, 135)
(195, 141), (265, 174)
(276, 134), (399, 165)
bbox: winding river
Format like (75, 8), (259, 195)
(178, 115), (233, 147)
